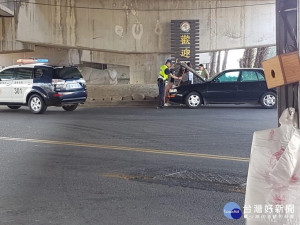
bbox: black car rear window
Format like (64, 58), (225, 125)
(256, 71), (266, 81)
(54, 67), (83, 79)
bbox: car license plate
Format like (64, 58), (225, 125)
(68, 83), (79, 89)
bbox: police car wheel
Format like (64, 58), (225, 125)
(7, 106), (21, 110)
(185, 92), (202, 109)
(28, 94), (47, 114)
(62, 104), (78, 111)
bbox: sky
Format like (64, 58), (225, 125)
(226, 49), (244, 69)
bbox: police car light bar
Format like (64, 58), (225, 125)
(17, 59), (49, 64)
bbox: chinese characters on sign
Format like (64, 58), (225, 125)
(244, 204), (296, 222)
(181, 35), (190, 45)
(171, 20), (200, 66)
(180, 48), (191, 59)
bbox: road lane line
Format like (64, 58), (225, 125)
(0, 136), (249, 162)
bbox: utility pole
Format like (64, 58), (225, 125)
(276, 0), (299, 124)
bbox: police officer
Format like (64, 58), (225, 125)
(157, 59), (172, 108)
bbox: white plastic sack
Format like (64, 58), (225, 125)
(245, 108), (300, 225)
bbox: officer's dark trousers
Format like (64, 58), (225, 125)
(157, 79), (165, 107)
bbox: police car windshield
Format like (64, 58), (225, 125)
(54, 67), (83, 79)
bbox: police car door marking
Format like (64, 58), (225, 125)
(11, 79), (33, 103)
(13, 81), (23, 95)
(14, 88), (23, 95)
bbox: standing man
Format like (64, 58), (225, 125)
(157, 59), (172, 109)
(199, 64), (209, 80)
(164, 63), (182, 106)
(187, 62), (194, 84)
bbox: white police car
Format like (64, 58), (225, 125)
(0, 59), (87, 114)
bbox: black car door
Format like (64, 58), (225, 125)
(204, 71), (240, 103)
(237, 70), (267, 101)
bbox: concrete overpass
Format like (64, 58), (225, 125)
(0, 0), (276, 100)
(0, 2), (13, 17)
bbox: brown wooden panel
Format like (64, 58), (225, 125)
(263, 51), (300, 89)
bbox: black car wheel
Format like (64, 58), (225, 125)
(28, 94), (47, 114)
(62, 104), (78, 111)
(185, 92), (202, 109)
(260, 92), (277, 109)
(7, 106), (21, 110)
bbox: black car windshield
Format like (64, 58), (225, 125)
(207, 74), (219, 82)
(54, 67), (83, 79)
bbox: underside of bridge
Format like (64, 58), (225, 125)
(0, 0), (276, 100)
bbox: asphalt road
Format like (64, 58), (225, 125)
(0, 105), (277, 225)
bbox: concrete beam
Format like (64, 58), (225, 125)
(81, 50), (168, 84)
(0, 46), (77, 66)
(15, 0), (276, 53)
(0, 4), (14, 17)
(0, 17), (35, 53)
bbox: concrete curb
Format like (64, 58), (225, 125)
(82, 99), (158, 107)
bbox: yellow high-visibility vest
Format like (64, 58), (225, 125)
(159, 65), (169, 81)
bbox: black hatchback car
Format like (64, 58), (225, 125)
(169, 68), (277, 109)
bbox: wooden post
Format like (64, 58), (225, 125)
(276, 0), (298, 126)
